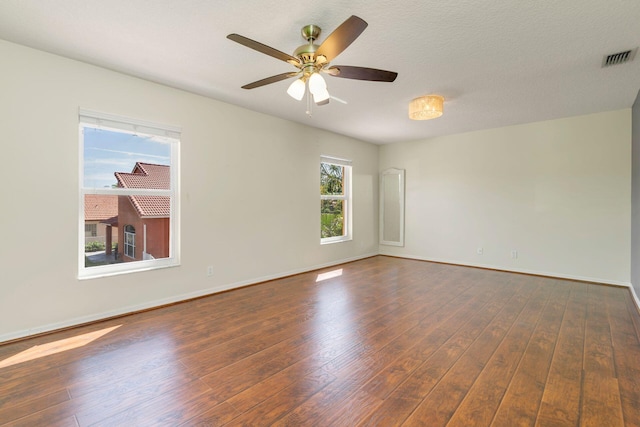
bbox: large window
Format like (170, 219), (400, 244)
(320, 156), (352, 244)
(79, 109), (180, 278)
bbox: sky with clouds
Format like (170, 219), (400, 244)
(83, 127), (171, 188)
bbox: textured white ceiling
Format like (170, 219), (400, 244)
(1, 0), (639, 144)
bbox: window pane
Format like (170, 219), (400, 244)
(83, 194), (120, 268)
(320, 163), (344, 196)
(83, 127), (171, 189)
(118, 196), (171, 262)
(321, 199), (345, 238)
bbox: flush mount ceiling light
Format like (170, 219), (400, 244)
(409, 95), (444, 120)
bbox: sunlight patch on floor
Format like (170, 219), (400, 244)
(316, 268), (343, 282)
(0, 325), (121, 369)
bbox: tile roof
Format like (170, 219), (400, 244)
(115, 162), (170, 218)
(84, 194), (118, 224)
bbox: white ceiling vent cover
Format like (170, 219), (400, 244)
(602, 48), (637, 67)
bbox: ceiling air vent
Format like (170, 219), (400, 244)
(602, 48), (637, 67)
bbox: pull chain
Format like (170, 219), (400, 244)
(305, 85), (312, 117)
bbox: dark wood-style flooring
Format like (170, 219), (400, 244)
(1, 256), (639, 426)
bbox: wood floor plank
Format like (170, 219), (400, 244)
(324, 389), (384, 427)
(488, 280), (570, 426)
(0, 366), (64, 411)
(579, 285), (625, 427)
(603, 286), (640, 427)
(0, 388), (70, 426)
(335, 276), (529, 426)
(73, 365), (200, 425)
(535, 283), (588, 427)
(90, 379), (218, 427)
(402, 279), (560, 426)
(266, 278), (490, 425)
(625, 291), (640, 342)
(0, 257), (638, 426)
(178, 401), (241, 426)
(446, 278), (558, 426)
(241, 280), (476, 425)
(4, 400), (78, 427)
(357, 273), (514, 405)
(199, 293), (423, 402)
(356, 277), (531, 426)
(222, 263), (461, 416)
(198, 264), (462, 408)
(220, 370), (336, 426)
(177, 263), (429, 380)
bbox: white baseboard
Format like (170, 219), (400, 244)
(380, 252), (632, 287)
(0, 252), (377, 344)
(629, 284), (640, 314)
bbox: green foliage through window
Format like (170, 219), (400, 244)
(321, 161), (347, 239)
(320, 163), (344, 195)
(321, 200), (344, 238)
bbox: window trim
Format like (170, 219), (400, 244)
(78, 109), (180, 279)
(320, 155), (352, 244)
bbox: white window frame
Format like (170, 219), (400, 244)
(320, 155), (352, 244)
(78, 109), (180, 279)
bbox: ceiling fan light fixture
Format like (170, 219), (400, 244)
(287, 78), (306, 101)
(228, 16), (398, 115)
(308, 72), (327, 95)
(313, 88), (330, 104)
(409, 95), (444, 120)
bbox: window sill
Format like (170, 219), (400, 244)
(320, 236), (353, 245)
(78, 258), (180, 280)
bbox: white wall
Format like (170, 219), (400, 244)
(0, 40), (379, 341)
(379, 110), (632, 284)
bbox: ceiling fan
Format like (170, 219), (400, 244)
(227, 15), (398, 108)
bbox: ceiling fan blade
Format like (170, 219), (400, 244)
(227, 34), (300, 66)
(316, 16), (368, 62)
(241, 72), (300, 89)
(326, 66), (398, 82)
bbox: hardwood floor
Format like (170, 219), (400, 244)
(1, 256), (639, 426)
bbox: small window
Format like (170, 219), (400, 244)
(79, 109), (180, 278)
(320, 156), (352, 244)
(85, 223), (97, 237)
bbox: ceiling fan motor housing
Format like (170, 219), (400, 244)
(294, 24), (328, 74)
(301, 24), (321, 41)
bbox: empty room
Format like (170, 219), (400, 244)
(1, 1), (640, 426)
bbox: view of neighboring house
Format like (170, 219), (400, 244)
(83, 194), (118, 255)
(115, 162), (170, 262)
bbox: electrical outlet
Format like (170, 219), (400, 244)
(477, 247), (483, 255)
(511, 250), (518, 259)
(207, 266), (214, 277)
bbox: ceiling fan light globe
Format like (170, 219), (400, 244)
(308, 72), (327, 95)
(287, 78), (306, 101)
(313, 88), (330, 103)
